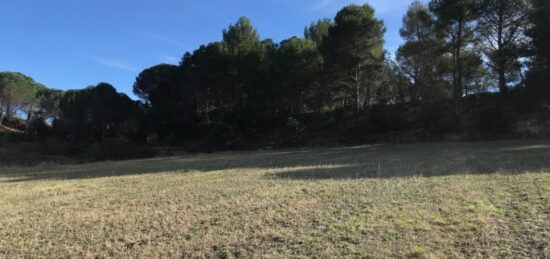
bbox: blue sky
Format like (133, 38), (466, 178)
(0, 0), (416, 98)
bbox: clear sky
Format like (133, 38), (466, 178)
(0, 0), (416, 98)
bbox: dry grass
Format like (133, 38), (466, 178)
(1, 140), (549, 258)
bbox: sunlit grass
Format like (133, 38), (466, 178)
(1, 140), (549, 257)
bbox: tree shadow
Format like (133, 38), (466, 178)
(269, 158), (549, 180)
(270, 141), (550, 180)
(1, 140), (549, 182)
(0, 145), (385, 182)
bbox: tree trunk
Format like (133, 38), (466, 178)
(455, 20), (464, 102)
(352, 67), (361, 112)
(498, 68), (507, 94)
(364, 83), (371, 110)
(497, 4), (507, 94)
(0, 100), (4, 126)
(355, 82), (360, 112)
(411, 75), (420, 106)
(5, 105), (12, 124)
(454, 18), (465, 129)
(26, 106), (34, 126)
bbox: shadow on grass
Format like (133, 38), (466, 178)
(1, 140), (549, 182)
(269, 158), (550, 180)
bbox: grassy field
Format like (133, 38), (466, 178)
(1, 140), (549, 258)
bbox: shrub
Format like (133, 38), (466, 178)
(418, 101), (457, 136)
(87, 138), (156, 161)
(208, 122), (235, 143)
(26, 118), (53, 139)
(286, 117), (306, 143)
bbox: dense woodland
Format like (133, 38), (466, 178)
(1, 0), (550, 156)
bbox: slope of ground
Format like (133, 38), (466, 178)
(0, 140), (549, 258)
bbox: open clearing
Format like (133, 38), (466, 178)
(1, 140), (549, 258)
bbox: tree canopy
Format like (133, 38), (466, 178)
(3, 2), (549, 147)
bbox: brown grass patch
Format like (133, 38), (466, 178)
(1, 140), (549, 257)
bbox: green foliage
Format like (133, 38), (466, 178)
(4, 2), (550, 148)
(323, 3), (386, 111)
(397, 1), (449, 103)
(275, 37), (324, 114)
(133, 64), (181, 101)
(223, 17), (261, 56)
(477, 0), (529, 93)
(36, 87), (63, 120)
(304, 19), (332, 46)
(0, 72), (42, 125)
(528, 0), (550, 69)
(57, 83), (143, 143)
(526, 0), (550, 94)
(429, 0), (483, 103)
(285, 117), (305, 143)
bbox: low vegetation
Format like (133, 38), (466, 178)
(1, 140), (549, 258)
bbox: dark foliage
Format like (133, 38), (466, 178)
(2, 1), (549, 158)
(86, 138), (156, 161)
(55, 83), (143, 143)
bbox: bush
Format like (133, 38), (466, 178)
(286, 117), (306, 143)
(418, 101), (457, 136)
(208, 122), (235, 143)
(463, 102), (509, 135)
(87, 138), (156, 161)
(27, 118), (53, 139)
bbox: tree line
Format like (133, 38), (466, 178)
(1, 0), (549, 149)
